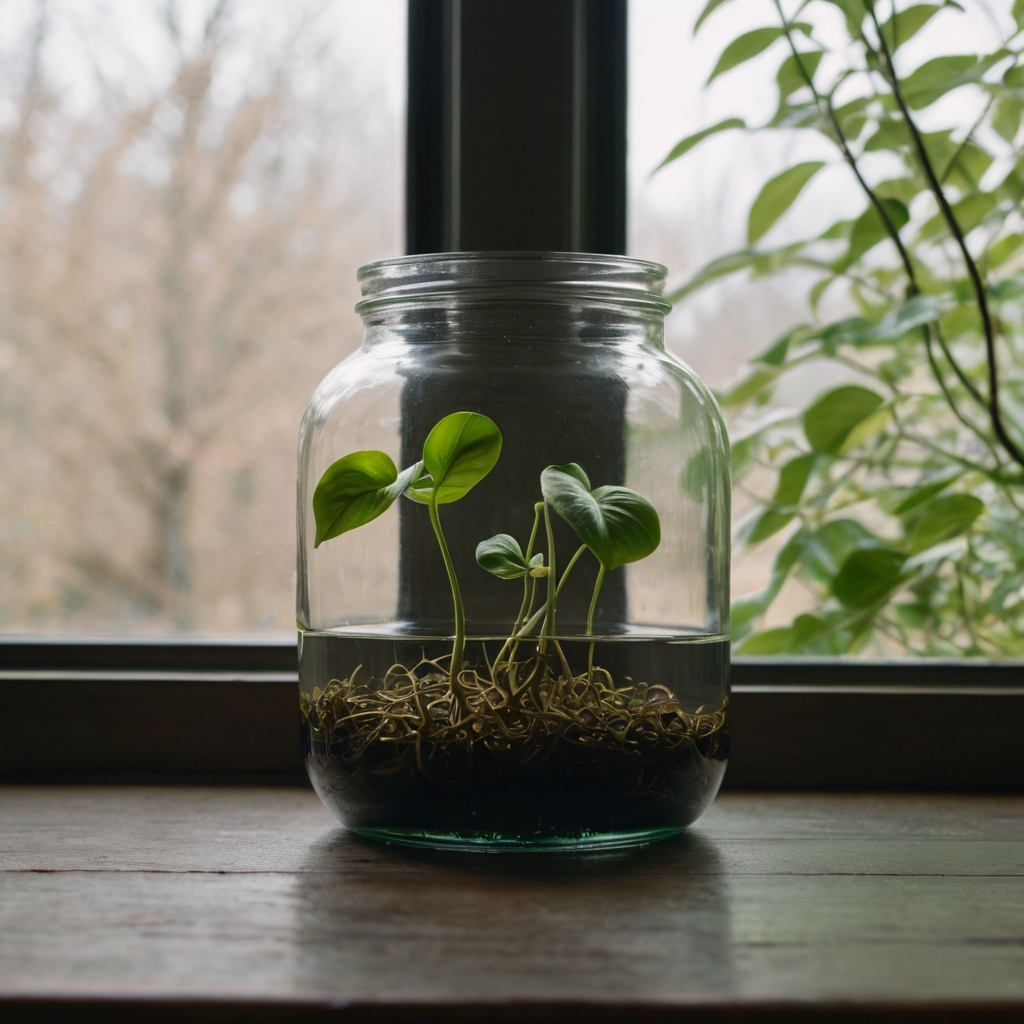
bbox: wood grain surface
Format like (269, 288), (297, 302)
(2, 787), (1024, 1022)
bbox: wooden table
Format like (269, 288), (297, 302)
(2, 787), (1023, 1021)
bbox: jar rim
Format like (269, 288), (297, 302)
(355, 251), (671, 316)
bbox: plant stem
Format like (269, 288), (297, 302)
(428, 492), (467, 709)
(514, 503), (543, 635)
(864, 0), (1024, 470)
(586, 563), (606, 680)
(539, 500), (557, 654)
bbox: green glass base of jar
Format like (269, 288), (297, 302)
(349, 825), (685, 853)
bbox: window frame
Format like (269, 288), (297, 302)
(3, 1), (1022, 791)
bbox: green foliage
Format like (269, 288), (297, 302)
(476, 534), (544, 580)
(312, 452), (420, 547)
(661, 0), (1024, 656)
(540, 464), (662, 570)
(313, 416), (663, 689)
(749, 162), (826, 243)
(421, 411), (503, 504)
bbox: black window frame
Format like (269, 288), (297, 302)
(2, 1), (1022, 789)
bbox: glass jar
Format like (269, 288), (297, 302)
(297, 253), (730, 851)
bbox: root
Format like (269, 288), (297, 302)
(302, 655), (728, 792)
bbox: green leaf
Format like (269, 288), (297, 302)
(541, 464), (661, 570)
(879, 474), (960, 516)
(422, 411), (502, 504)
(992, 97), (1022, 143)
(802, 519), (877, 586)
(708, 27), (787, 83)
(906, 494), (984, 553)
(837, 199), (909, 268)
(902, 55), (993, 110)
(820, 0), (868, 38)
(695, 0), (735, 33)
(776, 50), (823, 103)
(919, 192), (996, 240)
(774, 453), (816, 504)
(312, 452), (421, 547)
(738, 627), (794, 653)
(667, 249), (759, 301)
(732, 524), (808, 630)
(879, 5), (941, 52)
(832, 548), (907, 608)
(717, 367), (777, 407)
(803, 386), (885, 454)
(655, 118), (745, 172)
(748, 161), (825, 244)
(475, 534), (543, 580)
(987, 232), (1024, 268)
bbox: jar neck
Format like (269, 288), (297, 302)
(360, 298), (665, 351)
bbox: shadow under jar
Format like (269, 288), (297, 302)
(297, 253), (731, 851)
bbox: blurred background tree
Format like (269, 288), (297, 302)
(0, 0), (401, 632)
(660, 0), (1024, 655)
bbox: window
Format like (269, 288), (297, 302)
(3, 0), (1020, 789)
(0, 0), (405, 635)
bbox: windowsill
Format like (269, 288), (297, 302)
(3, 786), (1024, 1022)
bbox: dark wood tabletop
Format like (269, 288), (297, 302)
(2, 786), (1023, 1022)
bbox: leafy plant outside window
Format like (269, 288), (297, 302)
(660, 0), (1024, 656)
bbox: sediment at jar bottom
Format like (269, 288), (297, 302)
(299, 632), (729, 842)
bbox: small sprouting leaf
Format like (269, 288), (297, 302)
(708, 27), (788, 84)
(313, 451), (420, 547)
(541, 464), (660, 570)
(906, 494), (984, 553)
(654, 118), (746, 172)
(832, 548), (907, 608)
(475, 534), (542, 580)
(776, 50), (823, 103)
(803, 386), (885, 454)
(422, 411), (502, 504)
(879, 4), (941, 52)
(748, 161), (825, 244)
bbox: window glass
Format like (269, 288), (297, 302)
(0, 0), (405, 634)
(630, 1), (1024, 656)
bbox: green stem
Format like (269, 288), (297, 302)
(428, 492), (466, 699)
(513, 503), (544, 635)
(586, 563), (606, 680)
(539, 500), (557, 654)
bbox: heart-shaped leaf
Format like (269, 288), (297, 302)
(476, 534), (544, 580)
(541, 464), (661, 570)
(422, 411), (502, 504)
(313, 452), (421, 547)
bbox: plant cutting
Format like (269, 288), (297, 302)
(300, 411), (728, 845)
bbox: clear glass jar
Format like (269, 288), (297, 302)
(297, 253), (730, 851)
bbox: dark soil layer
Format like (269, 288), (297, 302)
(300, 658), (729, 840)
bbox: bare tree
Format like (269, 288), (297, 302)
(0, 0), (401, 632)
